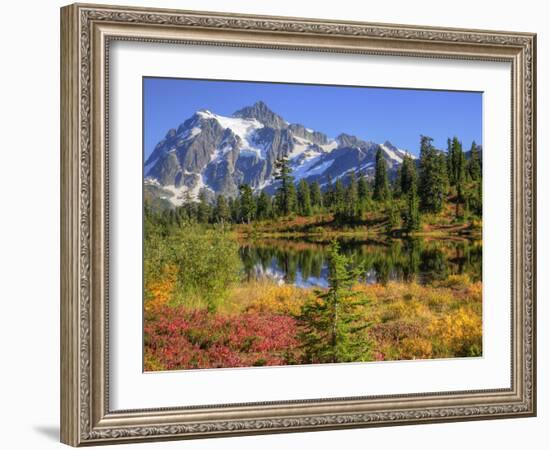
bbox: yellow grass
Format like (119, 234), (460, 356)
(220, 274), (482, 361)
(145, 268), (482, 361)
(224, 279), (313, 316)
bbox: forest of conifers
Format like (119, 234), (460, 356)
(148, 135), (482, 235)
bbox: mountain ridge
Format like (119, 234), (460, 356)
(144, 101), (415, 207)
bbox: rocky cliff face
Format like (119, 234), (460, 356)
(144, 101), (414, 206)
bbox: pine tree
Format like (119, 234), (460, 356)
(323, 175), (334, 210)
(297, 240), (372, 364)
(183, 191), (197, 222)
(229, 196), (240, 223)
(287, 182), (298, 215)
(343, 171), (359, 222)
(333, 178), (346, 218)
(309, 181), (323, 211)
(468, 141), (482, 181)
(255, 190), (272, 220)
(468, 176), (483, 217)
(297, 179), (313, 216)
(197, 191), (211, 223)
(357, 171), (369, 201)
(418, 135), (449, 213)
(448, 137), (466, 187)
(386, 197), (401, 234)
(446, 137), (454, 182)
(449, 137), (466, 218)
(238, 184), (255, 223)
(374, 146), (390, 201)
(274, 155), (295, 216)
(437, 152), (450, 210)
(477, 177), (482, 216)
(403, 178), (421, 232)
(399, 154), (416, 196)
(214, 194), (230, 224)
(357, 172), (371, 215)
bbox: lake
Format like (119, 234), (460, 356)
(239, 237), (482, 288)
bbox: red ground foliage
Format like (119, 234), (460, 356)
(144, 306), (302, 370)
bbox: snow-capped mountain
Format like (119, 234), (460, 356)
(144, 101), (414, 207)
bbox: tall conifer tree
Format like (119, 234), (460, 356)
(274, 154), (295, 216)
(468, 141), (482, 181)
(403, 179), (421, 232)
(297, 179), (312, 216)
(343, 171), (359, 222)
(256, 190), (272, 220)
(399, 154), (416, 196)
(238, 184), (255, 223)
(197, 191), (211, 223)
(418, 135), (449, 213)
(214, 194), (230, 224)
(309, 181), (323, 210)
(374, 147), (390, 201)
(333, 178), (346, 217)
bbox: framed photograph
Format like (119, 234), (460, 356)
(60, 3), (537, 446)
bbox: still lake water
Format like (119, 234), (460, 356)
(239, 237), (481, 288)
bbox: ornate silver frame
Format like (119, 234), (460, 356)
(60, 3), (536, 446)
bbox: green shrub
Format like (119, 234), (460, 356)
(145, 221), (242, 312)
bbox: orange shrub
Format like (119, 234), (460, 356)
(144, 265), (177, 313)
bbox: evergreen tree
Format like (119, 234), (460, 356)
(297, 240), (372, 364)
(238, 184), (255, 223)
(197, 191), (211, 223)
(403, 178), (421, 232)
(437, 152), (450, 209)
(418, 135), (449, 213)
(274, 155), (295, 215)
(333, 178), (346, 218)
(357, 172), (371, 215)
(297, 179), (313, 216)
(449, 137), (466, 218)
(287, 182), (298, 215)
(182, 191), (197, 222)
(229, 196), (240, 223)
(448, 137), (466, 187)
(373, 147), (390, 201)
(446, 137), (453, 183)
(214, 194), (230, 224)
(255, 190), (272, 220)
(466, 176), (483, 217)
(477, 177), (483, 216)
(399, 154), (416, 196)
(386, 197), (401, 234)
(357, 171), (369, 202)
(309, 181), (323, 210)
(468, 141), (482, 181)
(323, 175), (334, 210)
(343, 171), (359, 222)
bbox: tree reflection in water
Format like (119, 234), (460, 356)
(239, 237), (481, 288)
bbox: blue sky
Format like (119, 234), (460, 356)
(143, 77), (482, 159)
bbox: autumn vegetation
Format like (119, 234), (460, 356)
(144, 246), (482, 370)
(144, 135), (483, 371)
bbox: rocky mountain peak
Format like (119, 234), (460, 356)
(336, 133), (366, 148)
(145, 102), (417, 208)
(233, 101), (287, 129)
